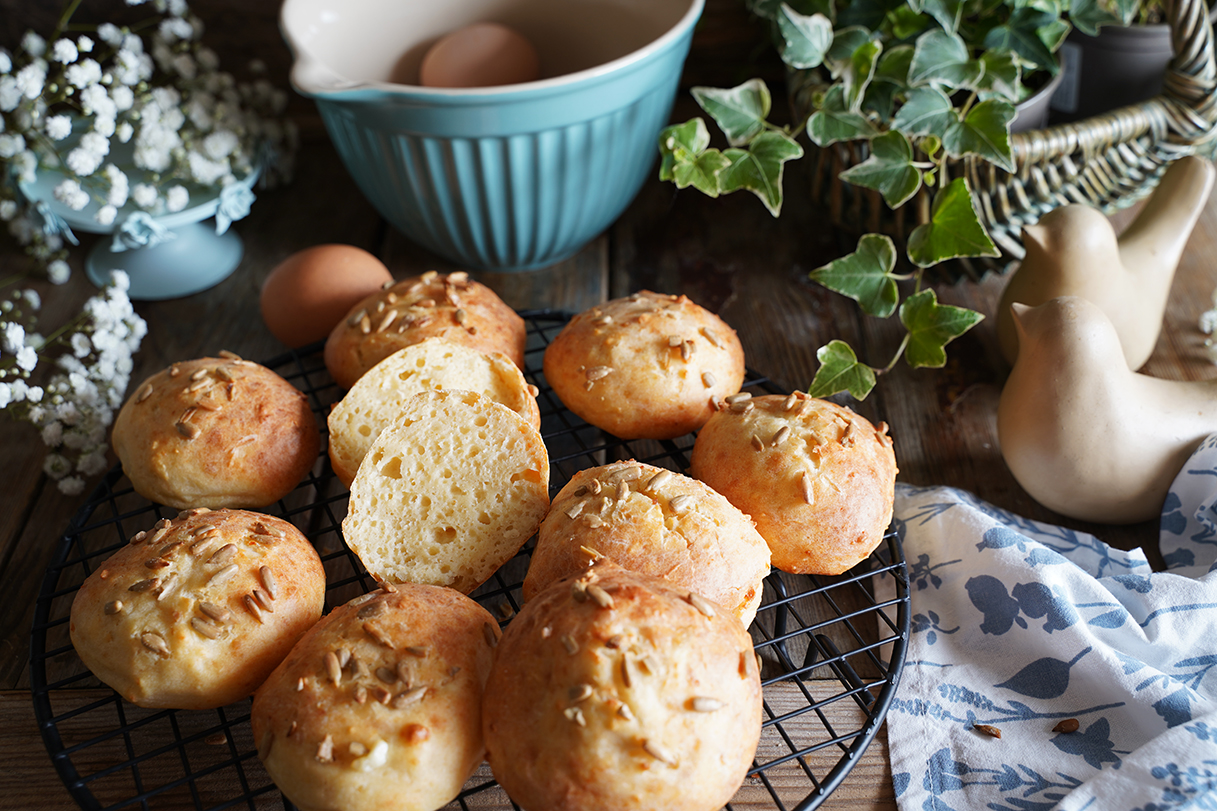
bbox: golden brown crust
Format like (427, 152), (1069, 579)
(69, 509), (325, 709)
(324, 271), (526, 390)
(690, 394), (897, 575)
(542, 291), (745, 439)
(484, 561), (763, 811)
(524, 461), (771, 627)
(251, 584), (499, 811)
(111, 356), (320, 510)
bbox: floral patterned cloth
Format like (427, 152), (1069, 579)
(888, 434), (1217, 811)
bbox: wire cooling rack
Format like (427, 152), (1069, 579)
(30, 310), (910, 811)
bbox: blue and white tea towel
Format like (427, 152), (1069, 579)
(887, 433), (1217, 811)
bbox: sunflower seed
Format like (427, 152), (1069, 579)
(325, 651), (342, 685)
(359, 313), (372, 334)
(605, 634), (623, 649)
(199, 601), (231, 623)
(686, 592), (717, 618)
(621, 656), (633, 688)
(191, 617), (220, 639)
(526, 384), (539, 397)
(571, 580), (589, 602)
(421, 271), (438, 283)
(175, 420), (201, 439)
(669, 495), (693, 513)
(105, 600), (123, 615)
(569, 683), (594, 702)
(772, 426), (791, 446)
(565, 500), (586, 520)
(348, 741), (367, 757)
(841, 421), (857, 446)
(725, 392), (752, 404)
(253, 589), (275, 612)
(584, 514), (604, 528)
(783, 393), (799, 410)
(801, 470), (815, 505)
(335, 648), (351, 669)
(129, 578), (159, 592)
(751, 434), (764, 452)
(354, 686), (368, 704)
(316, 735), (334, 762)
(646, 469), (673, 490)
(392, 687), (427, 708)
(729, 400), (754, 414)
(141, 632), (170, 655)
(585, 366), (613, 381)
(213, 366), (235, 382)
(208, 543), (237, 565)
(404, 645), (428, 657)
(563, 707), (587, 726)
(448, 271), (469, 283)
(375, 666), (398, 684)
(618, 703), (635, 721)
(257, 566), (278, 600)
(700, 328), (723, 348)
(974, 724), (1002, 739)
(209, 564), (238, 585)
(357, 600), (386, 619)
(667, 335), (683, 347)
(371, 686), (392, 705)
(691, 697), (724, 712)
(710, 394), (724, 410)
(136, 383), (154, 403)
(145, 558), (170, 569)
(377, 310), (397, 332)
(561, 635), (579, 655)
(218, 350), (242, 360)
(701, 371), (717, 388)
(243, 595), (264, 623)
(616, 481), (629, 501)
(347, 308), (368, 328)
(363, 622), (394, 648)
(205, 732), (227, 746)
(643, 740), (678, 766)
(1053, 718), (1080, 734)
(587, 584), (614, 609)
(155, 573), (179, 601)
(396, 661), (412, 686)
(454, 308), (468, 326)
(593, 315), (612, 325)
(297, 677), (306, 692)
(483, 622), (499, 648)
(404, 724), (430, 743)
(680, 340), (694, 361)
(589, 479), (603, 495)
(168, 364), (181, 377)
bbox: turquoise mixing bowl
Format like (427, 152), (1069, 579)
(280, 0), (704, 271)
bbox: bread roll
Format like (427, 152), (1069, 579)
(524, 461), (771, 626)
(111, 354), (320, 509)
(483, 561), (763, 811)
(327, 337), (540, 487)
(69, 508), (325, 709)
(324, 270), (525, 390)
(690, 393), (897, 575)
(342, 389), (550, 594)
(542, 291), (745, 439)
(251, 584), (500, 811)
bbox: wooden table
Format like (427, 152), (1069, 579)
(4, 2), (1217, 810)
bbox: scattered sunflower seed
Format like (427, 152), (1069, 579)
(199, 601), (231, 623)
(585, 366), (613, 381)
(141, 632), (170, 655)
(129, 578), (159, 593)
(392, 687), (427, 708)
(686, 592), (717, 618)
(646, 469), (673, 490)
(569, 684), (594, 702)
(587, 584), (614, 609)
(325, 651), (342, 685)
(316, 735), (334, 763)
(104, 600), (123, 615)
(643, 740), (678, 767)
(259, 566), (278, 600)
(1053, 719), (1080, 734)
(209, 564), (238, 586)
(974, 724), (1002, 739)
(191, 617), (220, 639)
(483, 622), (499, 648)
(563, 707), (587, 726)
(691, 697), (724, 712)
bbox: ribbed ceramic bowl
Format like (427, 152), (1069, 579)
(280, 0), (703, 271)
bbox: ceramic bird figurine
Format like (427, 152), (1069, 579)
(996, 155), (1216, 369)
(997, 296), (1217, 524)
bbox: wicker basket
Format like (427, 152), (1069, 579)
(798, 0), (1217, 281)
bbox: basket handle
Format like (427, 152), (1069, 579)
(1012, 0), (1217, 164)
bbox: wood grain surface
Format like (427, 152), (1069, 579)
(3, 1), (1216, 809)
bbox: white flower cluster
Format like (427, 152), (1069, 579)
(1, 0), (297, 283)
(1200, 287), (1217, 364)
(1, 271), (147, 495)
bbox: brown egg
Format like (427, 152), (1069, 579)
(260, 245), (393, 348)
(419, 22), (541, 88)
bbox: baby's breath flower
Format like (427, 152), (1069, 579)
(57, 476), (85, 495)
(47, 259), (71, 284)
(21, 32), (46, 58)
(45, 114), (72, 140)
(0, 50), (12, 74)
(77, 36), (94, 54)
(97, 23), (123, 47)
(165, 185), (189, 212)
(95, 204), (117, 226)
(131, 183), (158, 208)
(0, 133), (25, 158)
(52, 39), (79, 64)
(52, 178), (90, 210)
(16, 346), (38, 371)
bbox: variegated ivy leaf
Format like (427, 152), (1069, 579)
(658, 119), (732, 197)
(838, 132), (922, 210)
(864, 45), (915, 119)
(921, 0), (965, 32)
(808, 232), (900, 316)
(909, 29), (984, 89)
(977, 49), (1022, 102)
(807, 85), (881, 145)
(906, 177), (999, 266)
(777, 6), (834, 69)
(899, 288), (985, 368)
(808, 340), (878, 400)
(875, 44), (914, 85)
(748, 0), (835, 22)
(981, 8), (1061, 72)
(887, 5), (931, 40)
(1068, 0), (1125, 35)
(691, 79), (771, 147)
(844, 39), (883, 111)
(891, 86), (957, 140)
(825, 26), (873, 78)
(942, 98), (1016, 173)
(719, 130), (804, 216)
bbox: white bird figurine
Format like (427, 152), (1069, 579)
(996, 155), (1215, 369)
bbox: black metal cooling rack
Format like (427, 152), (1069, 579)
(30, 310), (910, 811)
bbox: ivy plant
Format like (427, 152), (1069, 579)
(659, 0), (1140, 399)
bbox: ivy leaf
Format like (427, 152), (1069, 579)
(981, 8), (1060, 72)
(906, 177), (999, 266)
(809, 232), (900, 316)
(749, 0), (836, 21)
(1067, 0), (1123, 34)
(899, 288), (985, 368)
(809, 340), (878, 400)
(875, 44), (914, 85)
(836, 0), (907, 30)
(942, 98), (1016, 172)
(844, 39), (884, 111)
(921, 0), (965, 31)
(658, 119), (733, 196)
(886, 6), (931, 40)
(838, 132), (922, 209)
(807, 86), (881, 145)
(719, 130), (805, 215)
(826, 26), (874, 76)
(691, 79), (771, 146)
(777, 7), (835, 69)
(909, 29), (985, 89)
(976, 49), (1021, 102)
(891, 86), (957, 140)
